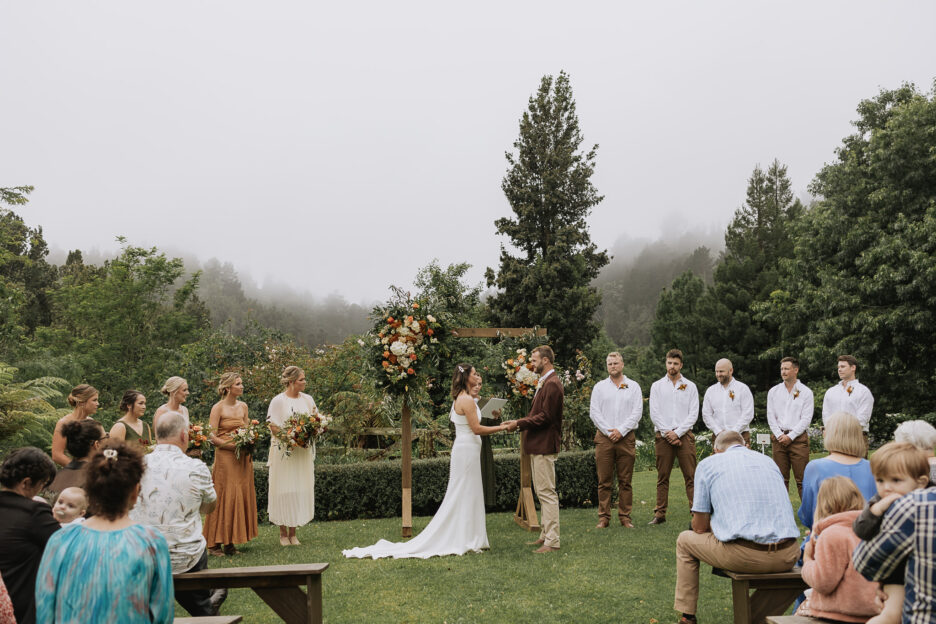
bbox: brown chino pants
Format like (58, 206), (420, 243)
(594, 430), (636, 521)
(770, 432), (809, 498)
(654, 432), (697, 519)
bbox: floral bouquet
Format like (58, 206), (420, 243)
(503, 348), (541, 399)
(187, 421), (211, 455)
(231, 419), (266, 460)
(274, 410), (332, 456)
(371, 294), (446, 395)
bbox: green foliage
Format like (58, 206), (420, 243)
(758, 82), (936, 440)
(485, 71), (609, 364)
(0, 361), (70, 453)
(650, 271), (719, 387)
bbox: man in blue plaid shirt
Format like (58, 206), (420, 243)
(853, 489), (936, 623)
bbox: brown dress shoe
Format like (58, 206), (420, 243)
(526, 538), (546, 546)
(596, 518), (610, 528)
(620, 518), (635, 528)
(648, 516), (666, 525)
(534, 545), (560, 553)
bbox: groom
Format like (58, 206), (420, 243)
(506, 345), (564, 553)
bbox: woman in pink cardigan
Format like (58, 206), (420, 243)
(798, 476), (882, 622)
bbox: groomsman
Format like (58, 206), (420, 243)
(649, 349), (699, 525)
(589, 352), (642, 528)
(701, 358), (754, 446)
(822, 355), (874, 433)
(766, 357), (813, 497)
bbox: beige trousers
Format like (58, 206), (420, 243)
(532, 453), (559, 548)
(673, 530), (799, 614)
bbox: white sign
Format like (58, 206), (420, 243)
(756, 433), (771, 446)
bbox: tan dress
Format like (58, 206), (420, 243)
(203, 407), (258, 546)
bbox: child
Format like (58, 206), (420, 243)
(853, 441), (931, 624)
(798, 476), (882, 622)
(52, 486), (88, 525)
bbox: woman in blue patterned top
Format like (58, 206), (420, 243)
(36, 440), (174, 624)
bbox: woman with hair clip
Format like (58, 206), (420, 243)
(109, 390), (153, 447)
(48, 419), (106, 498)
(343, 363), (511, 559)
(35, 440), (173, 623)
(51, 384), (99, 466)
(202, 373), (258, 556)
(153, 376), (189, 432)
(267, 366), (318, 547)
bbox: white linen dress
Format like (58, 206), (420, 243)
(266, 392), (317, 527)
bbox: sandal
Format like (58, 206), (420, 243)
(208, 546), (225, 557)
(289, 535), (301, 546)
(279, 536), (291, 546)
(222, 545), (241, 556)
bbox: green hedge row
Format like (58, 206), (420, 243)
(250, 450), (601, 524)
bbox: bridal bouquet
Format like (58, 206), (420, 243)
(503, 348), (540, 398)
(231, 419), (266, 460)
(187, 422), (211, 452)
(274, 410), (332, 456)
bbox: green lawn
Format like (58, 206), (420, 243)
(196, 467), (804, 623)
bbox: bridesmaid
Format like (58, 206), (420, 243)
(267, 366), (317, 547)
(51, 384), (99, 466)
(153, 376), (189, 431)
(203, 372), (258, 556)
(109, 390), (153, 448)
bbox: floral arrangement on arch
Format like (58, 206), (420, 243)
(503, 348), (541, 399)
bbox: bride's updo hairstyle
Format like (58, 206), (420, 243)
(218, 372), (241, 397)
(450, 363), (474, 399)
(281, 366), (304, 387)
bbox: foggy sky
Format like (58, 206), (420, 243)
(2, 1), (934, 303)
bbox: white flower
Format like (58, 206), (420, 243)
(357, 339), (366, 347)
(390, 341), (409, 357)
(411, 320), (420, 332)
(426, 315), (436, 323)
(399, 326), (411, 337)
(430, 337), (438, 344)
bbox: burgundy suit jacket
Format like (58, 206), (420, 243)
(517, 371), (564, 455)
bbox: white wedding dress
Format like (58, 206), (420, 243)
(342, 401), (489, 559)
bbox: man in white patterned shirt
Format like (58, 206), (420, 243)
(766, 356), (814, 497)
(701, 358), (754, 446)
(589, 351), (643, 529)
(822, 354), (874, 433)
(130, 411), (226, 616)
(648, 349), (699, 526)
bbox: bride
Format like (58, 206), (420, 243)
(342, 363), (510, 559)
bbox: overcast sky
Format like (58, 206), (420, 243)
(2, 1), (934, 303)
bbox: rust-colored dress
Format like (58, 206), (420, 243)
(203, 407), (258, 546)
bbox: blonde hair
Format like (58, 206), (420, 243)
(823, 411), (867, 457)
(870, 442), (929, 481)
(280, 366), (304, 387)
(217, 372), (241, 397)
(815, 476), (865, 523)
(67, 384), (98, 408)
(160, 376), (187, 397)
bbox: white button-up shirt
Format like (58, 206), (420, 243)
(822, 380), (874, 432)
(589, 376), (642, 437)
(649, 375), (699, 438)
(766, 381), (814, 439)
(130, 444), (216, 573)
(702, 377), (754, 435)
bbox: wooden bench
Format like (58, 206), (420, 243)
(712, 568), (808, 624)
(765, 616), (823, 624)
(173, 563), (328, 624)
(174, 617), (243, 624)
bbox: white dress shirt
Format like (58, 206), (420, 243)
(589, 375), (643, 437)
(822, 380), (874, 432)
(130, 444), (217, 573)
(649, 375), (699, 438)
(766, 381), (814, 439)
(701, 377), (754, 435)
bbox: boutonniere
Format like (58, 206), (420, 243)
(846, 386), (854, 395)
(677, 383), (687, 391)
(729, 390), (735, 401)
(793, 390), (800, 399)
(618, 382), (628, 390)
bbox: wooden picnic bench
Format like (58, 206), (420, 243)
(173, 563), (328, 624)
(174, 617), (243, 624)
(712, 568), (808, 624)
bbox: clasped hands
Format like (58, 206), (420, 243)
(500, 420), (519, 432)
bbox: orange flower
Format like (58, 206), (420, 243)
(387, 316), (394, 323)
(412, 303), (420, 309)
(406, 315), (413, 323)
(410, 354), (417, 360)
(407, 367), (415, 375)
(192, 425), (202, 432)
(426, 328), (434, 336)
(382, 361), (390, 368)
(251, 419), (259, 425)
(383, 351), (390, 358)
(507, 358), (514, 365)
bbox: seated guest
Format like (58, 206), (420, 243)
(35, 440), (174, 624)
(0, 447), (59, 624)
(0, 572), (14, 624)
(673, 431), (800, 624)
(798, 476), (881, 622)
(47, 419), (105, 498)
(130, 410), (227, 616)
(799, 411), (876, 531)
(51, 487), (88, 525)
(893, 420), (936, 485)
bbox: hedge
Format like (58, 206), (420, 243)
(251, 450), (601, 524)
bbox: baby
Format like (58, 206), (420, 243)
(52, 487), (88, 525)
(853, 441), (931, 624)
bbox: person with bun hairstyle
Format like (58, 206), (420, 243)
(267, 366), (318, 546)
(202, 373), (258, 556)
(35, 439), (173, 623)
(51, 384), (99, 466)
(153, 376), (190, 432)
(48, 419), (106, 499)
(0, 447), (59, 624)
(109, 390), (153, 448)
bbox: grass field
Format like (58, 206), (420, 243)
(196, 466), (804, 623)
